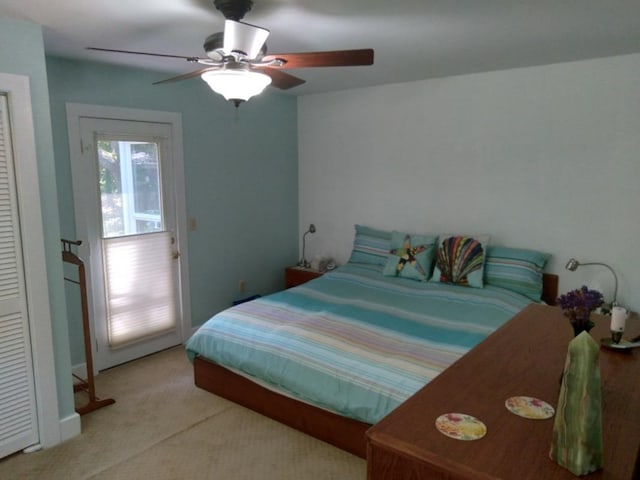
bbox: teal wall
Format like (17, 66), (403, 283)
(0, 18), (75, 419)
(45, 57), (299, 365)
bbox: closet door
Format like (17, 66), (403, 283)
(0, 94), (39, 457)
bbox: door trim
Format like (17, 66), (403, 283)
(65, 103), (191, 373)
(0, 73), (62, 449)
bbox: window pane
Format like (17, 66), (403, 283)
(98, 139), (163, 238)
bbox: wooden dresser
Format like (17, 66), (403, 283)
(366, 303), (640, 479)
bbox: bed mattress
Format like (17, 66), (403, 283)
(186, 263), (532, 424)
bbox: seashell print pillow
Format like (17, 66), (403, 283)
(431, 234), (490, 288)
(382, 231), (438, 282)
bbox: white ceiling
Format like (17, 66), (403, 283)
(2, 0), (640, 95)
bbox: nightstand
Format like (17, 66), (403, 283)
(284, 266), (323, 288)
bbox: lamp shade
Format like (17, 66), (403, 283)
(565, 258), (580, 271)
(201, 68), (272, 103)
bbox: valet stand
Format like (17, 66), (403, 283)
(62, 238), (115, 415)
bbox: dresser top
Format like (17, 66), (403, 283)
(367, 303), (640, 479)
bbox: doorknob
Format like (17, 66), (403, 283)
(172, 251), (180, 259)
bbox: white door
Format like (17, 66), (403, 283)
(68, 106), (189, 371)
(1, 74), (64, 458)
(0, 92), (39, 458)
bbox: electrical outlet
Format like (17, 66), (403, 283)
(239, 279), (246, 293)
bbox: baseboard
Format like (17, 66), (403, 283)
(72, 362), (87, 382)
(59, 412), (81, 443)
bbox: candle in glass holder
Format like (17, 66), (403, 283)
(610, 306), (627, 344)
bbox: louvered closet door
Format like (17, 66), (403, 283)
(0, 94), (39, 458)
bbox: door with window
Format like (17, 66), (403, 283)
(68, 105), (188, 371)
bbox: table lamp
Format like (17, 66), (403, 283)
(565, 257), (618, 309)
(297, 224), (316, 269)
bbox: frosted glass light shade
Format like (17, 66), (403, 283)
(201, 69), (272, 102)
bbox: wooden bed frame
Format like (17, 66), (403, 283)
(193, 273), (559, 459)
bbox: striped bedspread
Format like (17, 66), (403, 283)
(185, 263), (532, 424)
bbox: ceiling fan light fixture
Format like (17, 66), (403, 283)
(201, 68), (272, 104)
(223, 20), (269, 58)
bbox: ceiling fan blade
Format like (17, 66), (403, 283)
(263, 49), (373, 69)
(223, 20), (270, 58)
(153, 67), (219, 85)
(87, 47), (199, 61)
(254, 67), (306, 90)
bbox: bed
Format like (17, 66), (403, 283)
(186, 230), (558, 458)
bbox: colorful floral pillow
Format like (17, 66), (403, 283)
(431, 234), (490, 288)
(383, 231), (438, 282)
(348, 224), (392, 266)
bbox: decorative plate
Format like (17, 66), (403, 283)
(505, 396), (554, 419)
(600, 337), (640, 350)
(435, 413), (487, 440)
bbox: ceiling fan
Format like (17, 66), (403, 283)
(88, 0), (374, 106)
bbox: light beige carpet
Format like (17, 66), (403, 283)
(0, 347), (366, 479)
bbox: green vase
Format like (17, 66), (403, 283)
(550, 331), (603, 475)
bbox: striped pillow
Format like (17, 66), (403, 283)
(484, 246), (551, 301)
(348, 225), (391, 266)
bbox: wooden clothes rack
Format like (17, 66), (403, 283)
(62, 238), (115, 415)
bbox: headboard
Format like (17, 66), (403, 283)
(542, 273), (559, 306)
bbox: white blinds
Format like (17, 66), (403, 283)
(103, 231), (177, 348)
